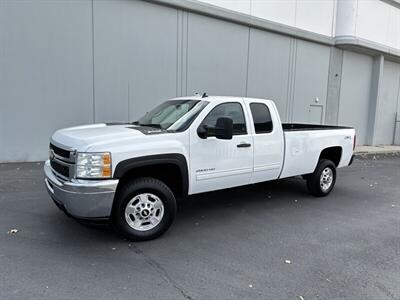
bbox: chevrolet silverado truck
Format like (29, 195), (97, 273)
(44, 95), (355, 240)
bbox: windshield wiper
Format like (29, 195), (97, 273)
(137, 123), (162, 129)
(132, 121), (165, 129)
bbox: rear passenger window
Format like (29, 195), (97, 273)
(250, 103), (273, 134)
(201, 102), (247, 135)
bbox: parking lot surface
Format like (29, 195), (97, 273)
(0, 156), (399, 300)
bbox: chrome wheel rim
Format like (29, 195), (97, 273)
(320, 167), (333, 192)
(124, 193), (164, 231)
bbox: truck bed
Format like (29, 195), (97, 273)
(279, 124), (355, 179)
(282, 123), (353, 131)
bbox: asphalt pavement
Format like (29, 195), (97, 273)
(0, 156), (399, 300)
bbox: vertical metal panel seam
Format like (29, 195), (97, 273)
(336, 49), (344, 125)
(396, 67), (400, 115)
(394, 64), (400, 144)
(375, 55), (385, 144)
(128, 82), (130, 121)
(245, 27), (251, 97)
(375, 56), (385, 143)
(181, 11), (186, 96)
(175, 9), (182, 97)
(291, 39), (298, 122)
(396, 65), (400, 113)
(181, 11), (184, 96)
(325, 48), (332, 124)
(91, 0), (96, 123)
(368, 55), (384, 144)
(179, 11), (183, 96)
(185, 12), (189, 95)
(0, 0), (4, 160)
(324, 48), (332, 125)
(325, 47), (337, 125)
(176, 10), (179, 96)
(285, 39), (294, 122)
(291, 39), (296, 122)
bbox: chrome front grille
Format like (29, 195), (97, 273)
(49, 143), (70, 160)
(50, 159), (70, 178)
(49, 142), (76, 179)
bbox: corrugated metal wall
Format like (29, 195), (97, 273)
(376, 61), (400, 144)
(338, 51), (374, 145)
(0, 0), (94, 162)
(1, 0), (400, 162)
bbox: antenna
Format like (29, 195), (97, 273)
(201, 92), (208, 98)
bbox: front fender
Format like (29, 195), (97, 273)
(113, 153), (189, 197)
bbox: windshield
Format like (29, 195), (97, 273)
(135, 100), (209, 131)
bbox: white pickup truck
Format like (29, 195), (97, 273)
(44, 95), (355, 240)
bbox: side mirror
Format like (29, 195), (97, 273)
(197, 124), (208, 139)
(215, 117), (233, 140)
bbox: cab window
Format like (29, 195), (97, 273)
(201, 102), (247, 135)
(250, 103), (273, 134)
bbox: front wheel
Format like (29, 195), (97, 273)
(112, 177), (177, 241)
(306, 159), (336, 197)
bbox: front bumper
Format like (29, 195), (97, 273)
(44, 160), (119, 219)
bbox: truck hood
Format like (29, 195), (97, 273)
(51, 123), (165, 151)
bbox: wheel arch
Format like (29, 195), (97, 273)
(318, 146), (342, 167)
(113, 154), (189, 198)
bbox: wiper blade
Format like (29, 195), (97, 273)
(131, 121), (164, 129)
(138, 123), (162, 129)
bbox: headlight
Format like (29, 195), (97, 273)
(76, 152), (112, 179)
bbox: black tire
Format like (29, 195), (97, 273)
(306, 159), (336, 197)
(112, 177), (177, 241)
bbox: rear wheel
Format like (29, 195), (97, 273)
(112, 177), (176, 241)
(306, 159), (336, 197)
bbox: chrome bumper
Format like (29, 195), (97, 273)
(44, 160), (119, 219)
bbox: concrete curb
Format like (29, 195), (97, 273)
(354, 151), (400, 159)
(354, 145), (400, 159)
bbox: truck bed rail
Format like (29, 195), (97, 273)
(282, 123), (353, 131)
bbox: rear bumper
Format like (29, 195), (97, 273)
(44, 160), (118, 219)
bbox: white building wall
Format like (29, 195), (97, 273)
(199, 0), (251, 14)
(355, 0), (400, 50)
(197, 0), (400, 51)
(200, 0), (336, 36)
(251, 0), (336, 37)
(336, 0), (400, 50)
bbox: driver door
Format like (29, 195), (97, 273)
(189, 100), (253, 194)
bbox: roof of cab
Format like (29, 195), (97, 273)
(169, 95), (272, 102)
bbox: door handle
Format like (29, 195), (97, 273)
(237, 142), (251, 148)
